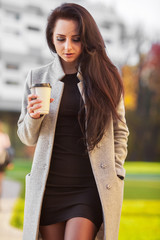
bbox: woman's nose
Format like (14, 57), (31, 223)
(64, 39), (72, 50)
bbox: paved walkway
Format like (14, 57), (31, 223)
(0, 179), (23, 240)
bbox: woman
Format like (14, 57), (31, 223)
(17, 3), (129, 240)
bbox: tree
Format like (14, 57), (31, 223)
(135, 43), (160, 161)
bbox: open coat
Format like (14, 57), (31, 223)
(17, 53), (129, 240)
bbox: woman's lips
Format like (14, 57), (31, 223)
(64, 53), (74, 57)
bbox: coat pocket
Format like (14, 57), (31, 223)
(117, 175), (124, 180)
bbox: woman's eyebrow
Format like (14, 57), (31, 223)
(56, 34), (80, 37)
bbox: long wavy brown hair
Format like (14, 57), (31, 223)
(46, 3), (124, 151)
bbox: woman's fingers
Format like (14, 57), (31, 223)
(28, 94), (38, 102)
(27, 99), (42, 109)
(27, 95), (54, 119)
(27, 94), (42, 119)
(28, 94), (42, 105)
(27, 103), (42, 113)
(29, 112), (41, 119)
(27, 104), (42, 119)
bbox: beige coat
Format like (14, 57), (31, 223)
(17, 53), (129, 240)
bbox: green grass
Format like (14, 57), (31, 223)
(6, 158), (32, 181)
(5, 160), (160, 239)
(124, 180), (160, 199)
(119, 200), (160, 240)
(124, 161), (160, 174)
(124, 161), (160, 200)
(6, 158), (32, 197)
(121, 162), (160, 239)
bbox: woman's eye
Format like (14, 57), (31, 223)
(56, 38), (65, 41)
(72, 38), (80, 42)
(56, 37), (81, 42)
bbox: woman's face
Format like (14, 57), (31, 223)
(52, 19), (82, 66)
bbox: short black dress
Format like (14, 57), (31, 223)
(40, 73), (103, 230)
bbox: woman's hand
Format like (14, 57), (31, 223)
(27, 94), (42, 119)
(27, 94), (54, 119)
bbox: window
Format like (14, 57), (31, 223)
(6, 63), (20, 70)
(4, 27), (20, 36)
(26, 5), (44, 16)
(5, 80), (19, 86)
(105, 39), (112, 44)
(101, 21), (113, 29)
(5, 10), (20, 20)
(27, 26), (41, 32)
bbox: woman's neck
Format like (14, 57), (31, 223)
(60, 58), (77, 74)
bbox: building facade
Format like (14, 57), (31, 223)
(0, 0), (128, 113)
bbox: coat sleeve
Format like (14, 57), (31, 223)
(17, 70), (45, 146)
(113, 95), (129, 179)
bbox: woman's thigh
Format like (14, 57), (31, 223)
(64, 217), (98, 240)
(39, 222), (66, 240)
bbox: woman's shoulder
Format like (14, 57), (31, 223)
(25, 54), (64, 86)
(30, 53), (62, 77)
(31, 59), (55, 75)
(29, 56), (58, 81)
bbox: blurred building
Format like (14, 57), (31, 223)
(0, 0), (129, 113)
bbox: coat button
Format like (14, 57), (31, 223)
(100, 163), (107, 169)
(106, 184), (111, 190)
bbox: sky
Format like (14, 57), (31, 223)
(89, 0), (160, 37)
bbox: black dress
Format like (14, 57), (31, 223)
(40, 73), (103, 230)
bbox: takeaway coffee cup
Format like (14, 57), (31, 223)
(30, 83), (52, 114)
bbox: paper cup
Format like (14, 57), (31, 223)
(30, 83), (52, 114)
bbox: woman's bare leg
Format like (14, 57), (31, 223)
(39, 222), (66, 240)
(64, 217), (98, 240)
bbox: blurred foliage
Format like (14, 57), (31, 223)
(10, 198), (24, 230)
(123, 43), (160, 162)
(122, 65), (139, 111)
